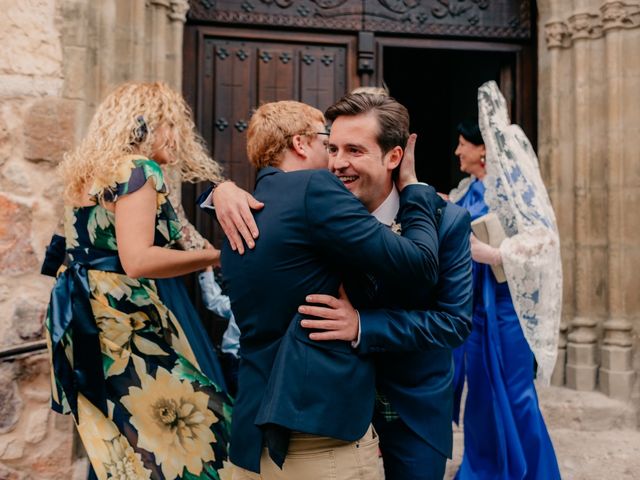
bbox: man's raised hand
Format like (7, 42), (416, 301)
(396, 133), (419, 191)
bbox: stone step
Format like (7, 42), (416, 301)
(537, 385), (638, 432)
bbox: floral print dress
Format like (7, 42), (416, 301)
(45, 157), (232, 480)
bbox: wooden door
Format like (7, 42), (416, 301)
(182, 27), (356, 342)
(183, 27), (356, 248)
(374, 37), (535, 193)
(204, 38), (347, 195)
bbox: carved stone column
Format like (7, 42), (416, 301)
(543, 0), (640, 396)
(96, 0), (118, 99)
(165, 1), (190, 204)
(565, 3), (603, 391)
(113, 0), (147, 82)
(551, 320), (568, 386)
(540, 1), (575, 387)
(168, 0), (189, 90)
(566, 317), (599, 390)
(601, 319), (634, 399)
(600, 1), (637, 399)
(148, 0), (171, 82)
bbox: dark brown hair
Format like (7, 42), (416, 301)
(325, 93), (409, 154)
(456, 119), (484, 146)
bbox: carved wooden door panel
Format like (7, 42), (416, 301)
(204, 37), (347, 196)
(183, 27), (354, 247)
(182, 27), (354, 342)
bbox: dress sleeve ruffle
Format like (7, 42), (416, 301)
(103, 157), (166, 202)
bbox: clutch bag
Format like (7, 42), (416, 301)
(471, 212), (507, 283)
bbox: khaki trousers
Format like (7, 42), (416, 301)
(232, 424), (383, 480)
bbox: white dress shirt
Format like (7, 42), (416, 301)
(371, 184), (400, 226)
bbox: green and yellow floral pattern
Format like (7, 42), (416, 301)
(46, 157), (231, 479)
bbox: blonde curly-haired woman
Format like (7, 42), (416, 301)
(46, 82), (235, 479)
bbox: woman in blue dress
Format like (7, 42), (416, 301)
(450, 82), (562, 479)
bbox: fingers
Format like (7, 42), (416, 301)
(401, 134), (417, 171)
(246, 193), (265, 211)
(299, 305), (359, 342)
(303, 294), (340, 307)
(219, 215), (244, 254)
(240, 195), (260, 239)
(302, 319), (354, 341)
(405, 133), (417, 157)
(231, 212), (256, 250)
(212, 182), (261, 253)
(217, 203), (256, 253)
(338, 283), (347, 299)
(397, 133), (418, 190)
(308, 330), (352, 341)
(298, 305), (339, 319)
(300, 319), (342, 330)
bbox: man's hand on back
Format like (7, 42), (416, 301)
(298, 285), (359, 342)
(212, 181), (264, 254)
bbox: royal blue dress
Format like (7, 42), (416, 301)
(453, 179), (561, 480)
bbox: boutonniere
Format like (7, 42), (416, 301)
(390, 220), (402, 235)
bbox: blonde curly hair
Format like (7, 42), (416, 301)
(60, 81), (223, 204)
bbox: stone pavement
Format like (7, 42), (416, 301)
(444, 386), (640, 479)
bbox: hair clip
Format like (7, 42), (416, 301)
(133, 115), (148, 144)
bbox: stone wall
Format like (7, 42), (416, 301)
(0, 1), (190, 478)
(538, 0), (640, 406)
(0, 2), (75, 477)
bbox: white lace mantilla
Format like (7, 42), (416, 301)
(479, 81), (562, 385)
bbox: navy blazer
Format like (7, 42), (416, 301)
(208, 167), (443, 473)
(356, 202), (473, 458)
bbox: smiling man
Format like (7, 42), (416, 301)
(206, 100), (443, 480)
(328, 99), (404, 213)
(205, 95), (471, 479)
(298, 92), (473, 480)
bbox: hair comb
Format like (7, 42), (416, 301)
(133, 115), (148, 143)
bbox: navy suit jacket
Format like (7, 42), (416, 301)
(205, 167), (443, 472)
(356, 202), (473, 458)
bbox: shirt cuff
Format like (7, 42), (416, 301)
(200, 190), (215, 210)
(351, 310), (362, 348)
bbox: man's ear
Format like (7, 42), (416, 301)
(291, 134), (307, 158)
(386, 145), (403, 171)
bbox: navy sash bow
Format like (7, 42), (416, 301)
(48, 247), (124, 419)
